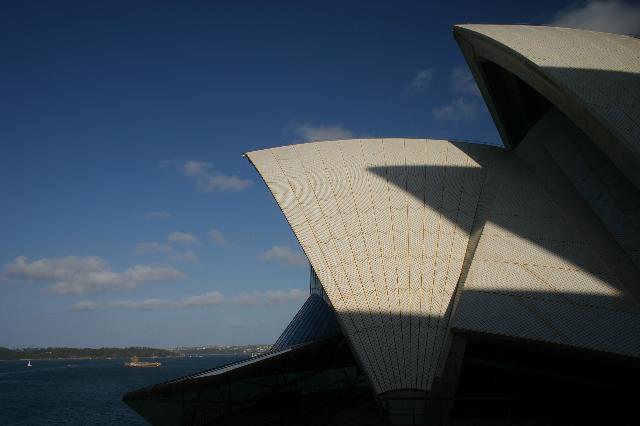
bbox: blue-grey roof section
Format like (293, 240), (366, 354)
(272, 294), (341, 351)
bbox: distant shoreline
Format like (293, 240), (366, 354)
(1, 354), (249, 362)
(0, 345), (272, 361)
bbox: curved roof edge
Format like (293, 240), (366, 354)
(453, 24), (640, 190)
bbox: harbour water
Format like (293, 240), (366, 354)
(0, 355), (247, 425)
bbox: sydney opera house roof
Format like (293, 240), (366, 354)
(124, 25), (640, 425)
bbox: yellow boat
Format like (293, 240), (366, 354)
(124, 356), (161, 368)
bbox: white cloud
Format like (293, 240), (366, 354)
(259, 245), (307, 267)
(168, 232), (198, 245)
(71, 289), (306, 311)
(144, 211), (171, 220)
(208, 228), (229, 246)
(435, 67), (481, 122)
(72, 300), (101, 311)
(549, 1), (640, 35)
(451, 65), (480, 97)
(407, 69), (434, 92)
(175, 291), (225, 307)
(432, 97), (480, 121)
(183, 161), (209, 177)
(295, 124), (353, 142)
(134, 242), (172, 254)
(181, 160), (252, 192)
(170, 251), (199, 263)
(5, 255), (107, 281)
(124, 265), (183, 283)
(4, 256), (185, 294)
(72, 291), (224, 311)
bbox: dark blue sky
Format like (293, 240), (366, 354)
(0, 0), (609, 347)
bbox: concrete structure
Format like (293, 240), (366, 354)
(124, 25), (640, 425)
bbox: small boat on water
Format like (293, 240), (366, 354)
(124, 356), (161, 368)
(27, 361), (32, 367)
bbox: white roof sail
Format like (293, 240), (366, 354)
(454, 24), (640, 190)
(453, 114), (640, 356)
(247, 138), (506, 393)
(247, 137), (640, 394)
(246, 25), (640, 396)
